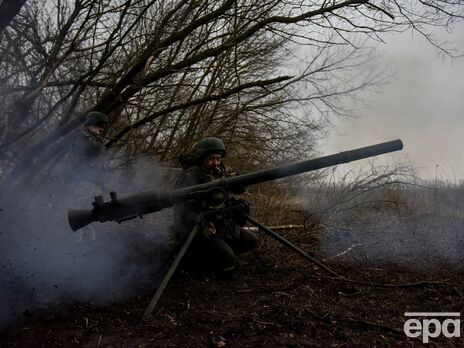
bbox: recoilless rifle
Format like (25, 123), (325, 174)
(68, 139), (403, 319)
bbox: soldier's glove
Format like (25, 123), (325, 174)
(202, 221), (216, 238)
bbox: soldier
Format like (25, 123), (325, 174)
(78, 111), (109, 159)
(68, 111), (110, 240)
(66, 111), (109, 179)
(44, 111), (109, 175)
(174, 137), (257, 275)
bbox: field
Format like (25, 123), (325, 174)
(1, 179), (464, 347)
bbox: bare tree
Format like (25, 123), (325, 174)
(0, 0), (463, 194)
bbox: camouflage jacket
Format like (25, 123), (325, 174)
(173, 163), (242, 240)
(53, 127), (107, 190)
(71, 128), (105, 162)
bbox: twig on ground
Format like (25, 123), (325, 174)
(324, 243), (365, 260)
(301, 275), (464, 289)
(305, 309), (403, 335)
(345, 316), (403, 335)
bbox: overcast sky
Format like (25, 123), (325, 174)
(321, 25), (464, 182)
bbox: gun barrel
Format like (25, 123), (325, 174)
(221, 139), (403, 189)
(171, 139), (403, 197)
(68, 139), (403, 231)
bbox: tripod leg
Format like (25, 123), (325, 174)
(245, 214), (342, 278)
(142, 223), (200, 320)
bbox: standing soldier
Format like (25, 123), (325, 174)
(66, 111), (109, 185)
(77, 111), (109, 160)
(44, 111), (109, 180)
(174, 137), (257, 275)
(69, 111), (110, 240)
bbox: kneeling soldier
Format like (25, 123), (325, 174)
(174, 137), (257, 274)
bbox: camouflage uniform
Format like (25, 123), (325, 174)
(174, 140), (257, 273)
(68, 112), (109, 240)
(67, 112), (108, 188)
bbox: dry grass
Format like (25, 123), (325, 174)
(240, 164), (464, 271)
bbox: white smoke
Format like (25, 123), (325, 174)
(302, 166), (464, 269)
(0, 141), (176, 328)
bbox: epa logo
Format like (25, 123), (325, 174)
(404, 312), (461, 343)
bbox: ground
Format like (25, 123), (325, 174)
(1, 226), (463, 347)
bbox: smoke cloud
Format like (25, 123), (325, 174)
(0, 133), (175, 328)
(303, 167), (464, 269)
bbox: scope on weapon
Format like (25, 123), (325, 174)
(68, 139), (403, 231)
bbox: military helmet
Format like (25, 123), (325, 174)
(194, 137), (226, 161)
(85, 111), (109, 127)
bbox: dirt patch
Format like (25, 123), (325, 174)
(1, 228), (463, 347)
